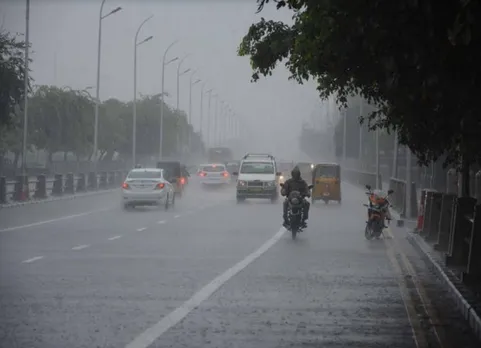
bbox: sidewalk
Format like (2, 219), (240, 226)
(344, 180), (481, 342)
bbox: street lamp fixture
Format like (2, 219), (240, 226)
(133, 14), (154, 167)
(160, 40), (179, 159)
(94, 0), (122, 169)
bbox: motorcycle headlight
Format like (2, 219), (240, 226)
(291, 197), (300, 205)
(237, 180), (246, 186)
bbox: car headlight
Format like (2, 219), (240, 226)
(237, 180), (246, 186)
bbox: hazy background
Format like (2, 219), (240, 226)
(1, 0), (330, 157)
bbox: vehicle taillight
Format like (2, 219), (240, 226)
(180, 177), (185, 184)
(122, 182), (129, 189)
(156, 182), (165, 189)
(199, 171), (206, 177)
(222, 171), (229, 177)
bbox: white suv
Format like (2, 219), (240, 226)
(233, 154), (281, 203)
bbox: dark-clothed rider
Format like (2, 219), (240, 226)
(281, 167), (310, 228)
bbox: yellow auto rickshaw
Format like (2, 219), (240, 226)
(311, 163), (341, 204)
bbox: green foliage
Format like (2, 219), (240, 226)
(239, 0), (481, 168)
(0, 30), (31, 127)
(1, 85), (204, 160)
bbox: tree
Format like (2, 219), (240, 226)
(238, 0), (481, 195)
(0, 30), (30, 127)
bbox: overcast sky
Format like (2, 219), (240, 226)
(2, 0), (331, 155)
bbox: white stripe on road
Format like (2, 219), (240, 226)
(157, 220), (165, 224)
(22, 256), (44, 263)
(108, 235), (122, 241)
(125, 227), (286, 348)
(174, 215), (181, 218)
(136, 227), (147, 232)
(72, 244), (90, 250)
(0, 208), (112, 233)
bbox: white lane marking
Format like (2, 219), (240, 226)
(22, 256), (44, 263)
(136, 227), (147, 232)
(174, 215), (181, 218)
(72, 244), (90, 250)
(0, 208), (112, 233)
(125, 227), (286, 348)
(108, 235), (121, 241)
(157, 220), (166, 224)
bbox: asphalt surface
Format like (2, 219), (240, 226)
(0, 178), (479, 348)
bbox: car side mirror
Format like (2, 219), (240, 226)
(388, 189), (394, 195)
(232, 172), (238, 176)
(276, 172), (281, 176)
(365, 184), (371, 190)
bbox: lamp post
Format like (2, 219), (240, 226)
(212, 94), (219, 147)
(175, 63), (191, 155)
(188, 72), (201, 151)
(94, 0), (122, 168)
(21, 0), (30, 181)
(199, 83), (206, 142)
(206, 89), (214, 148)
(159, 40), (178, 159)
(133, 15), (153, 167)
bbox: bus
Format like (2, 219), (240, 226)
(207, 147), (233, 164)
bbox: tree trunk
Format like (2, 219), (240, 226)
(461, 156), (470, 197)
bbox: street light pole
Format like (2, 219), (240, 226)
(206, 90), (214, 148)
(199, 83), (206, 142)
(21, 0), (30, 181)
(213, 96), (219, 147)
(94, 0), (122, 169)
(188, 72), (200, 152)
(175, 64), (191, 156)
(133, 14), (153, 167)
(159, 40), (178, 159)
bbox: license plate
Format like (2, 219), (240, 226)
(249, 187), (262, 192)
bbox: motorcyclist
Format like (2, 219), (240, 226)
(281, 167), (310, 229)
(368, 189), (392, 228)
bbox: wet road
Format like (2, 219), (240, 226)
(0, 178), (478, 348)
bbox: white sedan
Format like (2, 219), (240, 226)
(198, 163), (231, 186)
(121, 168), (175, 210)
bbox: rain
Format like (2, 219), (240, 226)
(1, 1), (480, 348)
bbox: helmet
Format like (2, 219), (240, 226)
(291, 167), (301, 180)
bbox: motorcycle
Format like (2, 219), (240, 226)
(364, 185), (394, 240)
(280, 183), (314, 239)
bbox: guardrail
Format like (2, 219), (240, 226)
(418, 188), (481, 295)
(341, 168), (382, 190)
(0, 170), (128, 205)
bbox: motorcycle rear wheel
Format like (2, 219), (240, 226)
(364, 224), (374, 240)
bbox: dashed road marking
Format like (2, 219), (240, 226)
(157, 220), (166, 224)
(72, 244), (90, 250)
(174, 215), (181, 218)
(0, 208), (112, 233)
(125, 227), (286, 348)
(22, 256), (44, 263)
(108, 235), (122, 241)
(136, 227), (147, 232)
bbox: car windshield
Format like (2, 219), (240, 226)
(240, 162), (274, 174)
(128, 170), (162, 179)
(203, 165), (225, 172)
(314, 165), (338, 178)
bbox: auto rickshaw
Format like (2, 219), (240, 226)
(311, 163), (341, 204)
(156, 161), (186, 197)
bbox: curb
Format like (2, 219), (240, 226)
(0, 188), (119, 209)
(406, 232), (481, 342)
